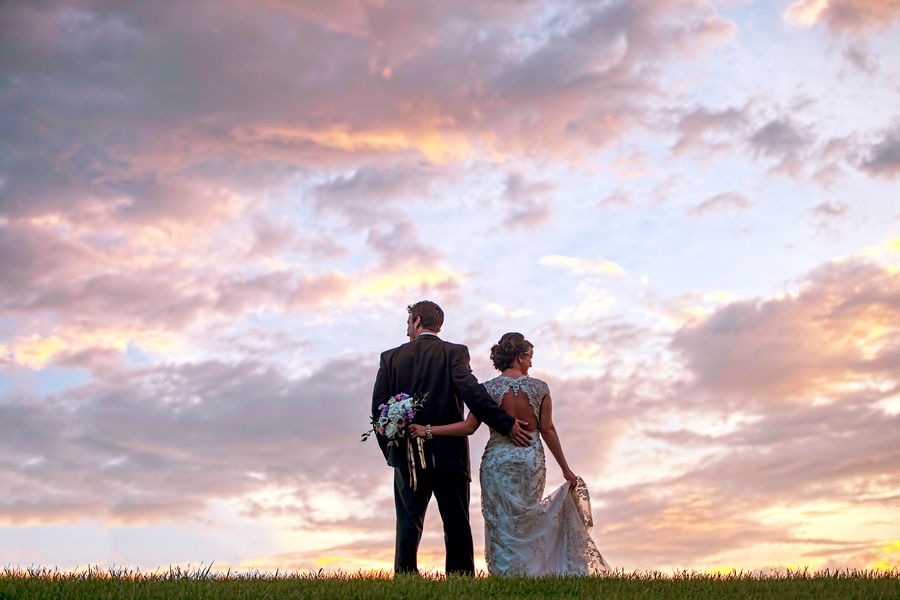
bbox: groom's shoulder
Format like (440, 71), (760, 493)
(440, 339), (469, 355)
(380, 341), (411, 360)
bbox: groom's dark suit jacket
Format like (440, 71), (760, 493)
(372, 334), (515, 480)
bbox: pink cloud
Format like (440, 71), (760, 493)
(671, 105), (750, 155)
(786, 0), (900, 33)
(673, 258), (900, 403)
(246, 214), (346, 260)
(1, 0), (739, 233)
(0, 357), (385, 525)
(690, 192), (752, 216)
(842, 41), (879, 73)
(496, 173), (555, 230)
(810, 201), (850, 218)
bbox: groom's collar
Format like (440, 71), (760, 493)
(416, 331), (440, 340)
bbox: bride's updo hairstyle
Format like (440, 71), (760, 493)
(490, 332), (534, 371)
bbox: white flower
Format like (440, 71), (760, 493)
(385, 423), (398, 438)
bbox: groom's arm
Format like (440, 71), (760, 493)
(372, 351), (391, 462)
(449, 345), (515, 435)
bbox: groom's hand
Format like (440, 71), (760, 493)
(509, 419), (531, 447)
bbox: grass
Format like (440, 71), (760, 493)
(1, 566), (898, 599)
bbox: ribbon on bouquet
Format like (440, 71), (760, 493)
(406, 437), (428, 491)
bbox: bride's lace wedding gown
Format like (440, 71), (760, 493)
(480, 375), (610, 576)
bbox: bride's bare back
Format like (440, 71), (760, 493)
(484, 375), (546, 434)
(499, 389), (539, 431)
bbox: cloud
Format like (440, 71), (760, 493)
(246, 214), (346, 261)
(0, 345), (636, 566)
(0, 210), (465, 370)
(629, 389), (900, 566)
(785, 0), (900, 33)
(593, 250), (900, 566)
(3, 249), (899, 571)
(690, 192), (752, 216)
(364, 219), (446, 268)
(499, 173), (554, 229)
(808, 201), (851, 238)
(485, 303), (533, 319)
(671, 105), (750, 155)
(842, 42), (879, 73)
(810, 201), (849, 218)
(0, 0), (747, 370)
(667, 101), (866, 185)
(313, 163), (442, 226)
(0, 356), (385, 525)
(652, 396), (900, 494)
(672, 256), (900, 404)
(860, 125), (900, 178)
(748, 117), (814, 176)
(598, 190), (632, 207)
(539, 255), (627, 277)
(0, 0), (739, 235)
(0, 222), (104, 296)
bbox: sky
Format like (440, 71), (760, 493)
(1, 0), (899, 574)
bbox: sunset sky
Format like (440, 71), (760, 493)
(1, 0), (899, 574)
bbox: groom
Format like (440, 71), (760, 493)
(372, 300), (531, 575)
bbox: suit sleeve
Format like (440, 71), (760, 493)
(372, 351), (391, 462)
(450, 346), (514, 435)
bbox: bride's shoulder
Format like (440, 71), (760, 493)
(527, 376), (551, 395)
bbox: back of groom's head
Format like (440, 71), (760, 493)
(408, 300), (444, 332)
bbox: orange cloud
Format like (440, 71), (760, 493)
(673, 255), (900, 400)
(785, 0), (900, 32)
(236, 124), (472, 164)
(1, 335), (67, 369)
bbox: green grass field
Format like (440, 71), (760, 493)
(2, 567), (898, 599)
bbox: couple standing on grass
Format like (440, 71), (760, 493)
(372, 300), (610, 576)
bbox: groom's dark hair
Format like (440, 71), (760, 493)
(408, 300), (444, 331)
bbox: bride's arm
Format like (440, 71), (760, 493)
(539, 393), (578, 487)
(408, 412), (481, 437)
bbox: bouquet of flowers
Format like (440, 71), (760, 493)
(362, 392), (429, 490)
(361, 392), (428, 448)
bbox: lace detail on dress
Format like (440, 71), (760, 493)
(483, 375), (549, 425)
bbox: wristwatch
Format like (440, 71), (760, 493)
(425, 424), (433, 440)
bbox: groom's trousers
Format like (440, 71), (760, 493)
(394, 466), (474, 575)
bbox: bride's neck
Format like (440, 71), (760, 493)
(501, 368), (526, 379)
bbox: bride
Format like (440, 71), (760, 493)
(408, 332), (610, 576)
